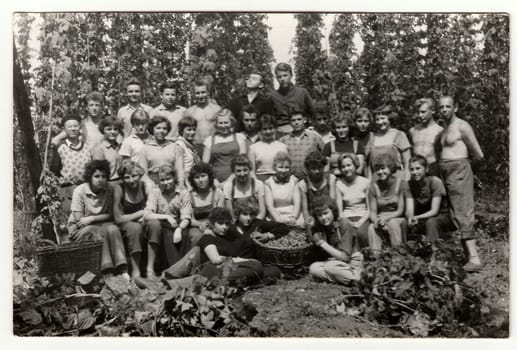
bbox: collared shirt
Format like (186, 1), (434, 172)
(142, 137), (179, 175)
(118, 134), (149, 170)
(280, 129), (324, 178)
(147, 187), (192, 221)
(68, 183), (114, 225)
(117, 103), (153, 137)
(93, 140), (121, 180)
(151, 104), (186, 141)
(409, 121), (443, 164)
(267, 85), (315, 127)
(185, 101), (221, 144)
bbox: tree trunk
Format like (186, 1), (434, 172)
(13, 41), (42, 204)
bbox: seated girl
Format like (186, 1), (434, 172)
(264, 152), (304, 227)
(298, 151), (337, 226)
(196, 207), (282, 287)
(92, 116), (123, 183)
(308, 196), (363, 285)
(248, 114), (288, 182)
(403, 155), (454, 243)
(335, 153), (371, 248)
(144, 164), (194, 271)
(67, 160), (129, 279)
(113, 161), (161, 279)
(223, 155), (266, 220)
(187, 162), (225, 242)
(322, 112), (366, 176)
(367, 154), (407, 257)
(142, 115), (185, 188)
(202, 109), (247, 186)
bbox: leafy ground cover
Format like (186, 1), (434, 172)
(13, 198), (509, 338)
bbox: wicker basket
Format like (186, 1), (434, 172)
(253, 239), (315, 269)
(36, 240), (103, 277)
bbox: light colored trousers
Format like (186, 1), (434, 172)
(309, 252), (364, 285)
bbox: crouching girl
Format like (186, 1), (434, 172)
(67, 160), (129, 279)
(309, 196), (363, 285)
(196, 207), (282, 287)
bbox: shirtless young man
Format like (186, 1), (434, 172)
(409, 98), (443, 176)
(437, 95), (484, 272)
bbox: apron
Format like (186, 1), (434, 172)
(231, 178), (257, 208)
(190, 190), (216, 221)
(210, 134), (240, 183)
(369, 132), (404, 179)
(374, 178), (401, 216)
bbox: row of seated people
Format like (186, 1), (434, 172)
(67, 148), (452, 287)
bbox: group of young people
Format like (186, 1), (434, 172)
(47, 62), (485, 288)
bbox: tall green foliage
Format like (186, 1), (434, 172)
(478, 15), (509, 190)
(24, 12), (192, 158)
(189, 13), (274, 107)
(293, 13), (330, 102)
(328, 14), (365, 112)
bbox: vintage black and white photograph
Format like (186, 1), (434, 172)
(12, 10), (510, 339)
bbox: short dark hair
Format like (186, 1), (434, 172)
(62, 110), (81, 126)
(160, 81), (178, 93)
(257, 114), (277, 130)
(178, 116), (197, 136)
(98, 116), (123, 135)
(231, 155), (252, 171)
(372, 153), (398, 174)
(409, 154), (428, 168)
(242, 104), (258, 116)
(147, 115), (172, 135)
(188, 162), (215, 191)
(130, 109), (150, 126)
(304, 151), (327, 170)
(85, 91), (104, 103)
(208, 207), (233, 225)
(311, 196), (339, 223)
(274, 62), (293, 76)
(83, 159), (110, 184)
(234, 198), (259, 218)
